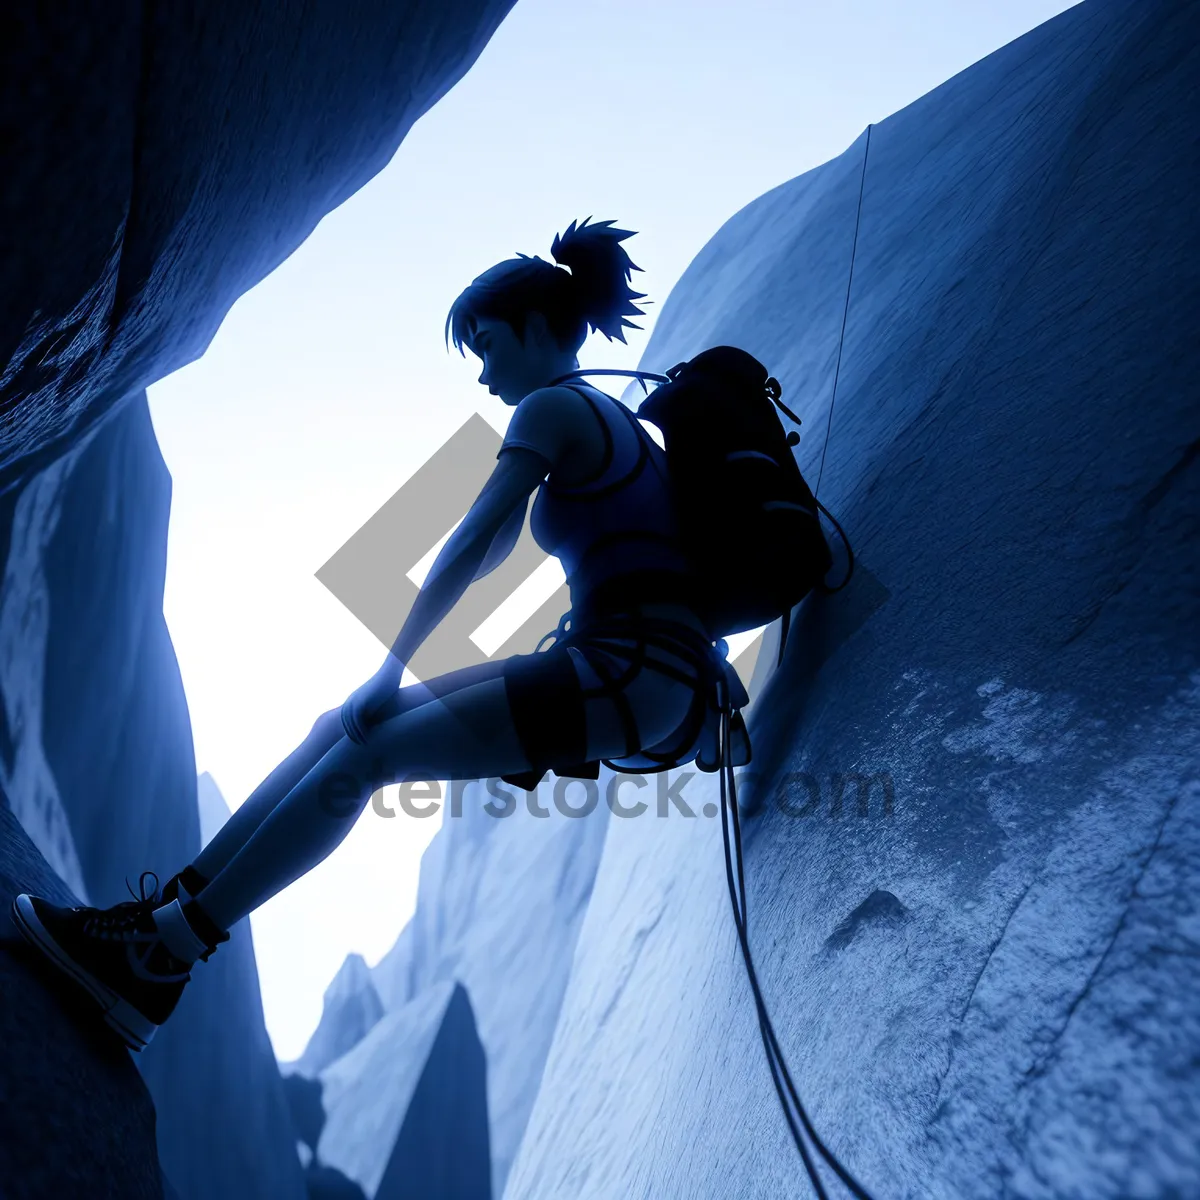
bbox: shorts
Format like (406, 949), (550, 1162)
(500, 608), (724, 791)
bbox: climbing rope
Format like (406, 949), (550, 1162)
(816, 123), (872, 502)
(809, 122), (872, 598)
(718, 680), (877, 1200)
(719, 124), (877, 1199)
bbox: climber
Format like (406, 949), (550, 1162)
(11, 217), (736, 1051)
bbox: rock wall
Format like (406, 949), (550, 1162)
(0, 0), (516, 489)
(0, 791), (163, 1200)
(0, 396), (304, 1199)
(300, 785), (611, 1199)
(505, 1), (1199, 1197)
(142, 773), (307, 1200)
(0, 4), (523, 1195)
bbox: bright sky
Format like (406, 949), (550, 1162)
(146, 0), (1079, 1060)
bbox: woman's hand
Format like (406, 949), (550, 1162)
(340, 664), (403, 746)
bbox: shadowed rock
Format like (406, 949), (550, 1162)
(0, 0), (518, 488)
(825, 889), (910, 952)
(0, 793), (163, 1200)
(374, 982), (491, 1200)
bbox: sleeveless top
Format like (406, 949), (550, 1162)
(528, 383), (700, 622)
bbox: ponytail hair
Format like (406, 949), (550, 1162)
(445, 217), (648, 356)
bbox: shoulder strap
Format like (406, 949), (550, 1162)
(554, 383), (650, 498)
(557, 383), (613, 487)
(565, 379), (668, 487)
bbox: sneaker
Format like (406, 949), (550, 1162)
(11, 871), (195, 1051)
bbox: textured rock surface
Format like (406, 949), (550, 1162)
(506, 2), (1200, 1198)
(0, 427), (95, 896)
(0, 394), (304, 1199)
(0, 0), (517, 488)
(287, 951), (385, 1079)
(298, 788), (610, 1198)
(0, 788), (163, 1200)
(39, 395), (198, 905)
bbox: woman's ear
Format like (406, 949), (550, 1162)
(525, 309), (552, 348)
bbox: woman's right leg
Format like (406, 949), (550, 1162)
(188, 658), (513, 885)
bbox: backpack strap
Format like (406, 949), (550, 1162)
(550, 368), (670, 391)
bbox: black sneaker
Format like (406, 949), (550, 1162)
(11, 871), (193, 1051)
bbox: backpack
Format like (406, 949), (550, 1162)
(558, 346), (850, 667)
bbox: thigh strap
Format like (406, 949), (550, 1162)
(557, 614), (722, 762)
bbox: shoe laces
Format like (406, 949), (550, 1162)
(81, 871), (163, 939)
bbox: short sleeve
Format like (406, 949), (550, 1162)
(495, 389), (576, 466)
(496, 437), (553, 466)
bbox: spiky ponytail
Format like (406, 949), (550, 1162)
(551, 217), (648, 345)
(445, 217), (649, 356)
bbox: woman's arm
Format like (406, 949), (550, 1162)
(378, 445), (551, 678)
(473, 493), (529, 582)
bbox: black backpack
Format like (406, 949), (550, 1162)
(558, 346), (852, 666)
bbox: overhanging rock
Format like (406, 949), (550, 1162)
(0, 0), (517, 488)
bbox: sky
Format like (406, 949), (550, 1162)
(146, 0), (1080, 1060)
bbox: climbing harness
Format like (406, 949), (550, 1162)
(531, 605), (748, 778)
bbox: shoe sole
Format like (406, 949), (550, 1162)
(10, 895), (156, 1051)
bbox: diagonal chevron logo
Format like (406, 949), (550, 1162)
(316, 410), (767, 706)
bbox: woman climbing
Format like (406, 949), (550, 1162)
(12, 217), (734, 1051)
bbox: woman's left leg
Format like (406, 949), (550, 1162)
(10, 633), (699, 1051)
(192, 671), (537, 932)
(8, 661), (538, 1052)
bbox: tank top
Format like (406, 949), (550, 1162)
(529, 382), (700, 622)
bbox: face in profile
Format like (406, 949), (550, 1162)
(468, 312), (566, 406)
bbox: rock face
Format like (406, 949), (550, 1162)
(374, 982), (490, 1200)
(1, 6), (526, 1195)
(503, 2), (1199, 1198)
(0, 790), (163, 1200)
(317, 980), (490, 1199)
(0, 0), (517, 489)
(0, 396), (304, 1199)
(142, 774), (307, 1200)
(287, 951), (385, 1079)
(300, 786), (611, 1199)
